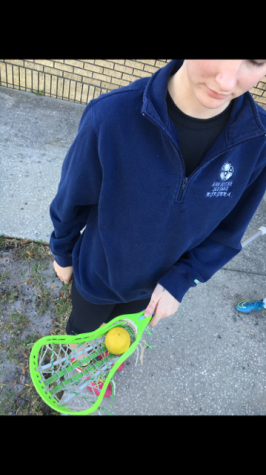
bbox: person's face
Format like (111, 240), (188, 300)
(184, 60), (266, 110)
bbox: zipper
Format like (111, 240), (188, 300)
(142, 111), (188, 199)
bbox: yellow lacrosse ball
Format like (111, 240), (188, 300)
(105, 327), (131, 355)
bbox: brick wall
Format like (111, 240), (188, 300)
(0, 59), (266, 109)
(0, 59), (169, 104)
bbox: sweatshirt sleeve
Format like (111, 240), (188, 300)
(158, 160), (266, 303)
(49, 104), (102, 267)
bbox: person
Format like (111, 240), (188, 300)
(50, 60), (266, 396)
(236, 298), (266, 313)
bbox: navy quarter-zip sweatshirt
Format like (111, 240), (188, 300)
(50, 60), (266, 305)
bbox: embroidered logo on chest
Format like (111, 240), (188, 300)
(206, 162), (234, 198)
(220, 162), (234, 181)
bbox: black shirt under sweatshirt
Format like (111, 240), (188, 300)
(166, 90), (234, 177)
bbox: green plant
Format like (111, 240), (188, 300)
(30, 89), (44, 96)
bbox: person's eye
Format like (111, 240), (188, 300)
(248, 60), (266, 68)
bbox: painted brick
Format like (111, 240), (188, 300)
(144, 64), (158, 74)
(65, 59), (85, 69)
(100, 81), (118, 90)
(250, 87), (263, 96)
(104, 68), (121, 78)
(94, 87), (102, 98)
(6, 64), (13, 84)
(93, 72), (111, 82)
(122, 73), (140, 82)
(54, 62), (73, 73)
(34, 59), (54, 68)
(32, 70), (39, 90)
(44, 66), (63, 77)
(88, 85), (95, 101)
(62, 78), (69, 98)
(82, 76), (101, 87)
(13, 66), (19, 86)
(0, 62), (6, 71)
(57, 77), (64, 97)
(84, 63), (103, 74)
(19, 67), (26, 88)
(69, 81), (76, 101)
(81, 83), (89, 103)
(5, 59), (24, 67)
(254, 94), (266, 104)
(75, 83), (82, 102)
(74, 67), (92, 78)
(95, 60), (114, 69)
(38, 72), (45, 91)
(256, 81), (266, 90)
(26, 69), (32, 89)
(110, 59), (125, 65)
(125, 60), (144, 70)
(133, 69), (150, 78)
(51, 76), (57, 96)
(138, 60), (156, 66)
(155, 60), (170, 68)
(44, 73), (51, 93)
(111, 77), (130, 87)
(24, 61), (44, 72)
(63, 71), (82, 82)
(114, 63), (133, 75)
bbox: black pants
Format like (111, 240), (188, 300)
(66, 276), (151, 335)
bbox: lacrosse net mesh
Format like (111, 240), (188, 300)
(34, 318), (149, 415)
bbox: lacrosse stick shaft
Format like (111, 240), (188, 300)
(241, 226), (266, 248)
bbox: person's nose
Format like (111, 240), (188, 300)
(214, 60), (242, 92)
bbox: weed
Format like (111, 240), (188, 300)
(0, 237), (74, 415)
(30, 89), (44, 96)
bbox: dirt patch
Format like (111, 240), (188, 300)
(0, 235), (73, 415)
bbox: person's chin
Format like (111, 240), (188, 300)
(199, 92), (231, 110)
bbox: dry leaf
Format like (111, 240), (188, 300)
(27, 279), (31, 284)
(49, 330), (55, 333)
(22, 352), (28, 358)
(13, 380), (17, 386)
(51, 285), (55, 289)
(22, 366), (25, 374)
(25, 384), (30, 387)
(60, 291), (63, 297)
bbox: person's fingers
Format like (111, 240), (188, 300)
(144, 296), (159, 318)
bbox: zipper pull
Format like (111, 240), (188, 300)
(181, 177), (188, 190)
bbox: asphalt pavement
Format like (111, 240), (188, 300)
(0, 85), (266, 415)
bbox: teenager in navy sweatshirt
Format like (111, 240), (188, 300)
(50, 60), (266, 334)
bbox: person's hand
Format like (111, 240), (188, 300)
(53, 260), (73, 285)
(144, 283), (180, 327)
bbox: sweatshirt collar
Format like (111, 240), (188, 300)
(141, 59), (266, 148)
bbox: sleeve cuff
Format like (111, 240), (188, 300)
(54, 255), (73, 267)
(157, 267), (197, 303)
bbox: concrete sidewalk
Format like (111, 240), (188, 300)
(0, 85), (266, 415)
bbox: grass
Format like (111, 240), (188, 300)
(0, 235), (73, 415)
(30, 89), (44, 96)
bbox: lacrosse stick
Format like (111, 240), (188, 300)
(241, 226), (266, 248)
(29, 310), (152, 416)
